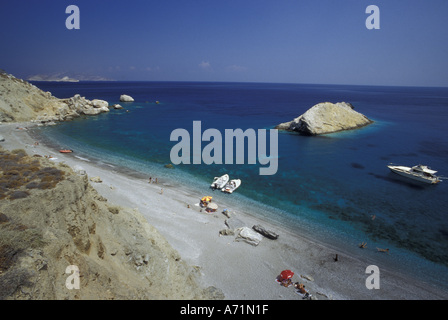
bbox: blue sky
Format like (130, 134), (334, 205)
(1, 0), (447, 86)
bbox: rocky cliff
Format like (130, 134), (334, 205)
(276, 102), (373, 135)
(0, 147), (220, 300)
(0, 72), (110, 124)
(0, 72), (221, 300)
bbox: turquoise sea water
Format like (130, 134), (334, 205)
(32, 81), (448, 291)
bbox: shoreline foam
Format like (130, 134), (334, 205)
(2, 121), (448, 299)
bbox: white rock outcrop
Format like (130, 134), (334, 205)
(120, 94), (134, 102)
(276, 102), (373, 135)
(33, 94), (110, 123)
(91, 99), (109, 109)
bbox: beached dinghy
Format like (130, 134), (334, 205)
(222, 179), (241, 194)
(211, 174), (229, 190)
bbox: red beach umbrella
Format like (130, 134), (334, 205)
(280, 270), (294, 280)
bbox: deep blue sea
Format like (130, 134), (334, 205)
(32, 81), (448, 290)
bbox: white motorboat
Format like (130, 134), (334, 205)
(387, 164), (441, 184)
(211, 174), (229, 190)
(222, 179), (241, 193)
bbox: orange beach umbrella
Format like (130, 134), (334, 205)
(201, 196), (212, 202)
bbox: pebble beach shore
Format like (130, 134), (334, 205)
(1, 122), (448, 300)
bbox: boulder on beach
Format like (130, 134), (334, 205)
(235, 227), (263, 246)
(120, 94), (134, 102)
(219, 229), (235, 236)
(252, 224), (279, 240)
(276, 102), (373, 135)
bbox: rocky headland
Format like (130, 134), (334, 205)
(0, 72), (112, 125)
(276, 102), (373, 135)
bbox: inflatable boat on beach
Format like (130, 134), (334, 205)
(222, 179), (241, 194)
(211, 174), (229, 190)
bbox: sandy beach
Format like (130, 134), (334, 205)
(2, 121), (448, 300)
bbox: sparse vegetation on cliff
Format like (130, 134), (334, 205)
(0, 147), (221, 300)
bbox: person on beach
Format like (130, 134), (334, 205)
(149, 177), (152, 183)
(294, 282), (310, 299)
(294, 282), (306, 294)
(281, 278), (292, 287)
(275, 275), (292, 287)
